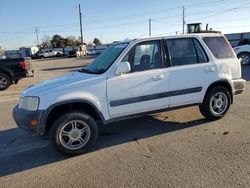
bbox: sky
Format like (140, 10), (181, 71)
(0, 0), (250, 50)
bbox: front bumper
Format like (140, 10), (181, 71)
(232, 79), (246, 95)
(12, 105), (45, 135)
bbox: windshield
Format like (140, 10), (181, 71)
(81, 43), (128, 74)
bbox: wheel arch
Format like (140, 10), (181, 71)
(43, 100), (105, 134)
(0, 67), (13, 81)
(237, 51), (250, 56)
(204, 80), (233, 104)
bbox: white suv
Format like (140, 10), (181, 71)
(13, 34), (246, 155)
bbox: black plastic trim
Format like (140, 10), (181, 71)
(105, 103), (200, 124)
(110, 87), (202, 107)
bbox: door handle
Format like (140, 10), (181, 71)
(152, 75), (164, 81)
(205, 67), (215, 73)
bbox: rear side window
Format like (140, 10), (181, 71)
(203, 37), (235, 59)
(166, 38), (208, 66)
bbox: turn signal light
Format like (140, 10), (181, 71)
(31, 120), (38, 127)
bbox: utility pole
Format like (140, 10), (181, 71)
(149, 18), (152, 37)
(35, 28), (39, 46)
(182, 6), (185, 34)
(78, 4), (83, 44)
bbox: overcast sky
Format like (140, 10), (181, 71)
(0, 0), (250, 49)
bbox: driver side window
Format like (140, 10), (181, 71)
(123, 40), (162, 72)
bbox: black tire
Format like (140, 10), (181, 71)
(40, 56), (44, 59)
(199, 86), (231, 120)
(0, 73), (11, 91)
(237, 52), (250, 65)
(50, 112), (98, 155)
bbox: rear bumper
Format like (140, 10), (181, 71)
(12, 105), (45, 135)
(232, 79), (246, 95)
(26, 69), (34, 77)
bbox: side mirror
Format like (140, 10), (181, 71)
(115, 61), (131, 76)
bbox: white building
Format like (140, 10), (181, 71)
(19, 46), (39, 58)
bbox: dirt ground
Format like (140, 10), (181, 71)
(0, 57), (249, 187)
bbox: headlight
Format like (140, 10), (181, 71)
(19, 96), (40, 111)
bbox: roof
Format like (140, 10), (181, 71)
(132, 33), (224, 42)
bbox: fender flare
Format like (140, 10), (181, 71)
(0, 67), (14, 80)
(40, 99), (106, 132)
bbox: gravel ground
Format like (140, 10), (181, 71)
(0, 57), (249, 187)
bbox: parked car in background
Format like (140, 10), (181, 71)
(0, 58), (34, 90)
(68, 49), (80, 58)
(87, 49), (97, 56)
(13, 34), (245, 155)
(234, 45), (250, 65)
(32, 50), (63, 59)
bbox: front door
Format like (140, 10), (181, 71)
(107, 40), (170, 118)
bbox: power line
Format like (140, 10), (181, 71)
(188, 1), (250, 22)
(1, 0), (247, 35)
(83, 0), (237, 23)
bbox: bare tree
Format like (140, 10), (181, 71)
(41, 35), (52, 49)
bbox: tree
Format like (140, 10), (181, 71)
(41, 35), (52, 49)
(93, 38), (101, 46)
(51, 34), (65, 48)
(65, 36), (77, 46)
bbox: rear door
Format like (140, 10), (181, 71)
(164, 37), (217, 107)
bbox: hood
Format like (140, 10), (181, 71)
(21, 72), (102, 97)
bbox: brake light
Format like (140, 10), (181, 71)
(20, 60), (29, 70)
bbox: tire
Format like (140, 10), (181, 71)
(199, 86), (231, 120)
(237, 52), (250, 65)
(40, 56), (44, 59)
(50, 112), (98, 155)
(0, 73), (11, 91)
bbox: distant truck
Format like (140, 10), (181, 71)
(224, 32), (250, 65)
(5, 50), (21, 59)
(234, 45), (250, 65)
(186, 23), (220, 34)
(225, 32), (250, 47)
(0, 58), (34, 90)
(32, 49), (63, 59)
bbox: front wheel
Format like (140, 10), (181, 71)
(199, 86), (231, 120)
(50, 112), (98, 155)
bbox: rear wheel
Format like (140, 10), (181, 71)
(0, 73), (11, 91)
(50, 112), (98, 155)
(199, 86), (231, 120)
(238, 52), (250, 65)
